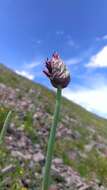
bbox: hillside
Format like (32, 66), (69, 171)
(0, 64), (107, 190)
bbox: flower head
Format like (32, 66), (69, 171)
(43, 53), (70, 88)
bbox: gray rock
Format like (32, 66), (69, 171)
(32, 152), (44, 162)
(11, 150), (32, 160)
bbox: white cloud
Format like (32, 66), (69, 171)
(65, 58), (81, 65)
(86, 46), (107, 68)
(15, 70), (35, 80)
(63, 86), (107, 118)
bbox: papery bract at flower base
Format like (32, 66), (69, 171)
(43, 53), (70, 88)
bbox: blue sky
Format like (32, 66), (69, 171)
(0, 0), (107, 118)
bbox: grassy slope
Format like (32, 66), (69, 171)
(0, 64), (107, 188)
(0, 64), (106, 123)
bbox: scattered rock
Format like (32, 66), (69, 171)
(52, 158), (63, 165)
(33, 152), (45, 162)
(71, 130), (81, 140)
(0, 81), (107, 190)
(84, 142), (95, 152)
(56, 124), (72, 138)
(11, 150), (32, 160)
(1, 164), (15, 174)
(49, 185), (58, 190)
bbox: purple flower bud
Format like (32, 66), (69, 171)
(43, 53), (70, 88)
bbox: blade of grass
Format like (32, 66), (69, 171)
(0, 111), (12, 145)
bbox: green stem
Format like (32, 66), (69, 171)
(42, 87), (62, 190)
(0, 111), (12, 145)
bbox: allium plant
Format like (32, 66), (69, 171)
(42, 53), (70, 190)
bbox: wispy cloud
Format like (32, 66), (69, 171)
(96, 34), (107, 41)
(102, 35), (107, 40)
(65, 58), (81, 65)
(36, 40), (42, 45)
(56, 30), (64, 35)
(67, 39), (75, 47)
(32, 39), (43, 46)
(25, 60), (41, 69)
(65, 35), (78, 48)
(15, 58), (42, 80)
(86, 46), (107, 68)
(15, 70), (35, 80)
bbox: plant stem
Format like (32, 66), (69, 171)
(0, 111), (12, 145)
(42, 87), (62, 190)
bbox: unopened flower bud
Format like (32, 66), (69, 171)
(43, 53), (70, 88)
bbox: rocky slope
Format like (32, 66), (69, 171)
(0, 64), (107, 190)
